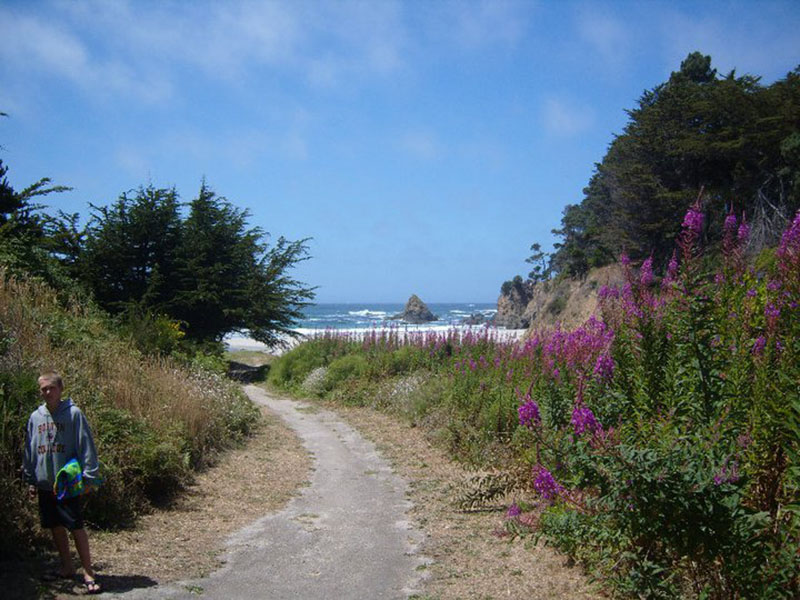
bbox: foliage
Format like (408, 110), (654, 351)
(0, 158), (75, 290)
(269, 206), (800, 598)
(61, 181), (315, 348)
(172, 183), (315, 345)
(0, 270), (259, 556)
(81, 185), (183, 313)
(542, 53), (800, 278)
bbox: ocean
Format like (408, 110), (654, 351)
(296, 302), (497, 332)
(226, 301), (505, 352)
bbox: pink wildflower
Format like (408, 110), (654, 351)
(640, 256), (654, 286)
(571, 402), (600, 436)
(533, 465), (564, 501)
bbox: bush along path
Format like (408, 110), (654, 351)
(121, 384), (429, 600)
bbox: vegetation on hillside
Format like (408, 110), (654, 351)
(0, 270), (259, 557)
(503, 52), (800, 296)
(0, 115), (313, 559)
(268, 205), (800, 598)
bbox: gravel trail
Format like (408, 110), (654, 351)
(114, 385), (428, 599)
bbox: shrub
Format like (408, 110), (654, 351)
(0, 270), (259, 554)
(323, 354), (368, 391)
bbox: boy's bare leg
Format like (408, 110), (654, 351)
(50, 526), (75, 576)
(71, 528), (96, 580)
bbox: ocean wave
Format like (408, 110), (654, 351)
(348, 309), (389, 318)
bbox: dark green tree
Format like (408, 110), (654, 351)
(171, 183), (314, 345)
(0, 156), (73, 286)
(525, 243), (551, 282)
(81, 185), (183, 312)
(548, 53), (800, 275)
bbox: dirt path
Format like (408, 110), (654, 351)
(17, 382), (596, 599)
(117, 385), (428, 599)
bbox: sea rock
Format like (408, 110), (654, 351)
(461, 312), (488, 325)
(391, 294), (438, 324)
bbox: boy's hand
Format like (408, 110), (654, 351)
(28, 485), (37, 500)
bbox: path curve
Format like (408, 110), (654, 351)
(118, 385), (428, 599)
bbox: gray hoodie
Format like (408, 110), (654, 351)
(22, 398), (100, 491)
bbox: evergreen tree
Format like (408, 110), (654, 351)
(172, 183), (314, 345)
(548, 53), (800, 274)
(81, 185), (183, 312)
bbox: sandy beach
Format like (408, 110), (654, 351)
(225, 325), (527, 355)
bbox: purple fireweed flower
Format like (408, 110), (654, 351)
(737, 214), (750, 245)
(714, 273), (725, 285)
(667, 251), (679, 279)
(765, 303), (780, 328)
(767, 280), (781, 292)
(723, 211), (739, 257)
(593, 353), (614, 381)
(682, 205), (704, 235)
(533, 465), (564, 501)
(506, 502), (522, 518)
(571, 402), (600, 436)
(518, 397), (541, 428)
(620, 253), (631, 267)
(679, 201), (705, 258)
(598, 284), (619, 300)
(746, 288), (757, 298)
(724, 212), (738, 236)
(640, 256), (654, 286)
(777, 209), (800, 276)
(752, 335), (767, 355)
(713, 460), (741, 486)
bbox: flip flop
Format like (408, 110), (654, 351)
(83, 578), (102, 594)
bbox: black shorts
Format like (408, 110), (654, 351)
(37, 490), (84, 531)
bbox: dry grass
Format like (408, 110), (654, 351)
(0, 270), (247, 446)
(89, 406), (310, 583)
(4, 364), (599, 598)
(326, 403), (602, 599)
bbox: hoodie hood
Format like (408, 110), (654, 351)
(38, 398), (75, 417)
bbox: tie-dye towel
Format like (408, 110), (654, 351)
(54, 458), (103, 501)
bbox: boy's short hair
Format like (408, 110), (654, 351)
(38, 371), (64, 389)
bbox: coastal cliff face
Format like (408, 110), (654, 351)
(495, 264), (624, 333)
(493, 280), (534, 329)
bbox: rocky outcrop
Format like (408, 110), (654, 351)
(523, 264), (625, 333)
(461, 312), (488, 326)
(391, 294), (438, 324)
(493, 279), (534, 329)
(494, 264), (626, 333)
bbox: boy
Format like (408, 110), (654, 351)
(22, 371), (102, 594)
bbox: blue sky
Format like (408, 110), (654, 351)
(1, 0), (798, 303)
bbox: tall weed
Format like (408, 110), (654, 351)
(269, 208), (800, 598)
(0, 270), (258, 554)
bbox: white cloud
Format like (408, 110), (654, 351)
(430, 0), (529, 49)
(0, 5), (174, 104)
(541, 97), (594, 137)
(0, 0), (412, 107)
(114, 144), (151, 179)
(575, 8), (631, 71)
(399, 130), (443, 161)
